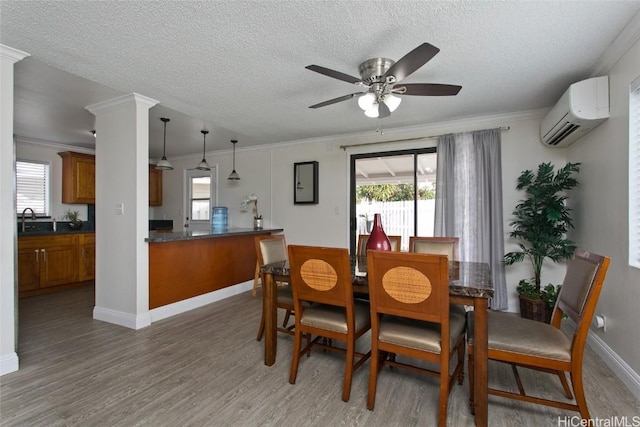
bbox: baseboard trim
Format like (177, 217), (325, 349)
(93, 306), (152, 330)
(563, 318), (640, 401)
(0, 351), (19, 376)
(586, 330), (640, 401)
(150, 281), (253, 323)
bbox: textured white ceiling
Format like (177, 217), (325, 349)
(2, 1), (640, 158)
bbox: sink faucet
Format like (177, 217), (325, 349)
(21, 207), (36, 232)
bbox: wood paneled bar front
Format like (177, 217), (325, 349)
(146, 228), (283, 309)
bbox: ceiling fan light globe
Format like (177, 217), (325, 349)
(358, 93), (376, 111)
(364, 106), (379, 118)
(385, 94), (402, 112)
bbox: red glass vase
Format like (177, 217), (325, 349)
(366, 213), (391, 251)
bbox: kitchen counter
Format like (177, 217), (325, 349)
(148, 228), (283, 308)
(145, 227), (283, 243)
(17, 219), (94, 236)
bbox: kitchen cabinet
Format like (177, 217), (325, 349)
(59, 151), (95, 204)
(149, 165), (163, 206)
(18, 234), (80, 295)
(78, 233), (96, 281)
(18, 233), (96, 297)
(58, 152), (162, 205)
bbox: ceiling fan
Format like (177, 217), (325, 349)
(306, 43), (462, 119)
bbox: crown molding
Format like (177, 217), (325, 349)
(258, 108), (549, 151)
(591, 10), (640, 77)
(18, 108), (549, 160)
(0, 44), (30, 63)
(85, 93), (159, 114)
(14, 136), (95, 155)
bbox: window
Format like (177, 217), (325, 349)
(630, 75), (640, 269)
(16, 159), (50, 216)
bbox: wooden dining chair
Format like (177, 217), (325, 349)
(254, 235), (295, 341)
(287, 245), (371, 402)
(357, 234), (402, 257)
(408, 236), (465, 318)
(366, 250), (466, 427)
(467, 249), (610, 419)
(408, 236), (459, 261)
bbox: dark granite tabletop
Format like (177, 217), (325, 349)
(261, 257), (494, 299)
(145, 227), (284, 243)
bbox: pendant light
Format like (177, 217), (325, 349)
(156, 117), (173, 170)
(196, 130), (211, 171)
(228, 139), (240, 180)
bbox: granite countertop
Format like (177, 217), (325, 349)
(145, 227), (284, 243)
(17, 220), (95, 237)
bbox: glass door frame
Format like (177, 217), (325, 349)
(349, 147), (436, 255)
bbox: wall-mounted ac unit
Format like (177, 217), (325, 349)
(540, 76), (609, 148)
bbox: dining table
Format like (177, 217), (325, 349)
(260, 256), (494, 427)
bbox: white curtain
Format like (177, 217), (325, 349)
(434, 129), (507, 310)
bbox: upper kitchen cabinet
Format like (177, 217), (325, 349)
(58, 152), (163, 205)
(58, 151), (95, 204)
(149, 165), (163, 206)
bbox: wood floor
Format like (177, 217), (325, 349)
(1, 285), (638, 426)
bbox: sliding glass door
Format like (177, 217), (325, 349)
(350, 148), (437, 253)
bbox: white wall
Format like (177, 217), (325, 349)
(567, 35), (640, 384)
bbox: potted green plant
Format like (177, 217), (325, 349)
(65, 209), (83, 230)
(504, 162), (580, 323)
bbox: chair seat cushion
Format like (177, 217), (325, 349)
(450, 304), (467, 319)
(276, 286), (311, 308)
(378, 312), (466, 354)
(276, 286), (294, 306)
(468, 311), (571, 362)
(300, 300), (370, 334)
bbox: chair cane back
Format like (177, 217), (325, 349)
(287, 245), (371, 402)
(366, 250), (466, 427)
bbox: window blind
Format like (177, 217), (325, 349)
(16, 160), (50, 216)
(630, 76), (640, 269)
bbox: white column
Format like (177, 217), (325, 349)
(0, 45), (29, 375)
(86, 93), (158, 329)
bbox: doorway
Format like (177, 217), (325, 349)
(349, 148), (437, 253)
(184, 167), (217, 231)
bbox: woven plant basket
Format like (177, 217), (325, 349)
(519, 295), (552, 323)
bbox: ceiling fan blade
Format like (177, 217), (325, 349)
(309, 92), (363, 109)
(305, 65), (362, 85)
(394, 83), (462, 96)
(384, 43), (440, 83)
(378, 101), (391, 118)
